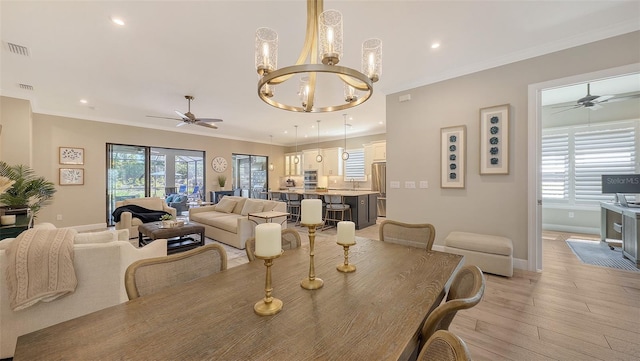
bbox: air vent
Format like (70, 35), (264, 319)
(6, 42), (30, 56)
(18, 83), (34, 91)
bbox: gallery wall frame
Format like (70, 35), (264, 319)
(480, 104), (509, 174)
(59, 168), (84, 185)
(59, 147), (84, 165)
(440, 125), (466, 189)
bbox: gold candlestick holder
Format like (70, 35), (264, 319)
(254, 251), (284, 316)
(300, 222), (324, 290)
(336, 242), (356, 273)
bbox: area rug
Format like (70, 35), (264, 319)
(566, 239), (640, 272)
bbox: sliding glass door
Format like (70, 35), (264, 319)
(107, 144), (205, 225)
(232, 154), (268, 198)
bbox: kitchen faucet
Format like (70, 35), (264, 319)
(351, 178), (358, 190)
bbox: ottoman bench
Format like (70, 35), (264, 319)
(444, 231), (513, 277)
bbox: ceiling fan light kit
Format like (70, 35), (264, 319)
(255, 0), (381, 113)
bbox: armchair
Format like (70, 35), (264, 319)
(114, 197), (176, 239)
(166, 194), (188, 214)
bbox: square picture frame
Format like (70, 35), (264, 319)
(440, 125), (466, 189)
(480, 104), (509, 175)
(59, 168), (84, 185)
(59, 147), (84, 165)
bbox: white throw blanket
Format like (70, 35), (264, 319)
(4, 228), (77, 311)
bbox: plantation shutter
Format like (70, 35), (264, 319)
(541, 133), (569, 200)
(344, 148), (366, 181)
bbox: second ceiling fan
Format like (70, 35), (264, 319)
(147, 95), (223, 129)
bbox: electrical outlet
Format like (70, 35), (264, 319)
(568, 212), (574, 218)
(56, 214), (63, 221)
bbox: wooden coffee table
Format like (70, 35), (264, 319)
(138, 222), (205, 255)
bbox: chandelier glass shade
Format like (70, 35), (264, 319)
(255, 0), (381, 113)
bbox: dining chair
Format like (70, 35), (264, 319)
(245, 228), (302, 262)
(124, 244), (227, 300)
(379, 219), (436, 250)
(417, 330), (472, 361)
(419, 265), (485, 348)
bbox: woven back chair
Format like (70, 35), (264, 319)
(417, 330), (472, 361)
(379, 219), (436, 250)
(420, 265), (485, 348)
(245, 228), (302, 262)
(125, 244), (227, 300)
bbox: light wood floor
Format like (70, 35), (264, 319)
(449, 230), (640, 361)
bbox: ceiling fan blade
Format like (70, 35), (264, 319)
(552, 105), (582, 115)
(176, 122), (188, 127)
(551, 104), (580, 109)
(195, 121), (218, 129)
(175, 110), (189, 120)
(588, 103), (603, 110)
(146, 115), (181, 120)
(603, 93), (640, 103)
(195, 118), (224, 123)
(593, 95), (614, 103)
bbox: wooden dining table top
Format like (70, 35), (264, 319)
(14, 237), (463, 361)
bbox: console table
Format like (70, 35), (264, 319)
(600, 202), (640, 267)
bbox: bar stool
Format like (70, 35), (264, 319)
(269, 191), (283, 201)
(285, 193), (302, 224)
(322, 194), (351, 230)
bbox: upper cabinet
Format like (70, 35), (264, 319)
(323, 147), (344, 176)
(372, 141), (386, 161)
(284, 152), (302, 176)
(302, 150), (321, 171)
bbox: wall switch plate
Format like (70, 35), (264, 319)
(390, 181), (400, 189)
(405, 181), (416, 189)
(419, 181), (429, 188)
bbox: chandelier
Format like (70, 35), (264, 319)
(255, 0), (382, 113)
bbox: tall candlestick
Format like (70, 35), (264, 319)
(255, 223), (281, 257)
(301, 199), (322, 225)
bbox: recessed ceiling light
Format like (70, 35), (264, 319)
(80, 99), (88, 104)
(110, 17), (125, 26)
(431, 43), (440, 49)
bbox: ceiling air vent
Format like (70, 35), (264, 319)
(6, 42), (30, 56)
(19, 83), (34, 91)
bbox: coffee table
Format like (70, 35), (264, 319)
(138, 222), (205, 255)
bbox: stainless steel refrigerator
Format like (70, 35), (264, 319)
(371, 162), (386, 217)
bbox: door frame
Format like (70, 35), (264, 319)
(527, 63), (640, 272)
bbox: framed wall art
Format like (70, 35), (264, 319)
(59, 147), (84, 165)
(480, 104), (509, 175)
(59, 168), (84, 185)
(440, 125), (466, 189)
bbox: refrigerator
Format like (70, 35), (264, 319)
(371, 162), (386, 217)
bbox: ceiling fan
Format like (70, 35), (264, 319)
(147, 95), (223, 129)
(552, 83), (640, 114)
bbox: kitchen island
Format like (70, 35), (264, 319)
(275, 189), (379, 229)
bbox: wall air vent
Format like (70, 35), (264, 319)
(6, 42), (30, 56)
(19, 83), (34, 91)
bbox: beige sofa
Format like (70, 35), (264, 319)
(0, 225), (167, 358)
(189, 196), (287, 249)
(115, 197), (177, 239)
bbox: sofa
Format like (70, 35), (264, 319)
(189, 196), (287, 249)
(0, 224), (168, 358)
(115, 197), (177, 239)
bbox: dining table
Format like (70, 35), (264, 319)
(13, 237), (464, 361)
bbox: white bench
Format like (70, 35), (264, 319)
(444, 231), (513, 277)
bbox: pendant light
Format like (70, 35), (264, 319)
(294, 125), (300, 164)
(269, 135), (275, 171)
(316, 120), (323, 162)
(341, 114), (350, 160)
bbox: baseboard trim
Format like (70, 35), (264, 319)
(543, 224), (599, 235)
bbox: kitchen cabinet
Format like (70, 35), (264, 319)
(302, 150), (321, 171)
(284, 153), (302, 176)
(344, 193), (378, 230)
(322, 147), (343, 176)
(372, 141), (386, 161)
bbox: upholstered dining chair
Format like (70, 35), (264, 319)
(245, 228), (302, 262)
(417, 330), (472, 361)
(379, 219), (436, 250)
(124, 244), (227, 300)
(420, 265), (485, 348)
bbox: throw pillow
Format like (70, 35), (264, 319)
(216, 198), (237, 213)
(173, 195), (185, 203)
(241, 199), (265, 216)
(74, 230), (117, 244)
(166, 194), (175, 203)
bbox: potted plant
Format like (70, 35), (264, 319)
(217, 175), (227, 189)
(159, 213), (176, 228)
(0, 161), (56, 219)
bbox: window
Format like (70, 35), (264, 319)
(344, 148), (366, 181)
(542, 121), (638, 206)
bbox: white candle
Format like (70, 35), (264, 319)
(337, 221), (356, 245)
(301, 199), (322, 224)
(255, 223), (281, 257)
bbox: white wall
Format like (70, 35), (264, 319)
(386, 31), (640, 261)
